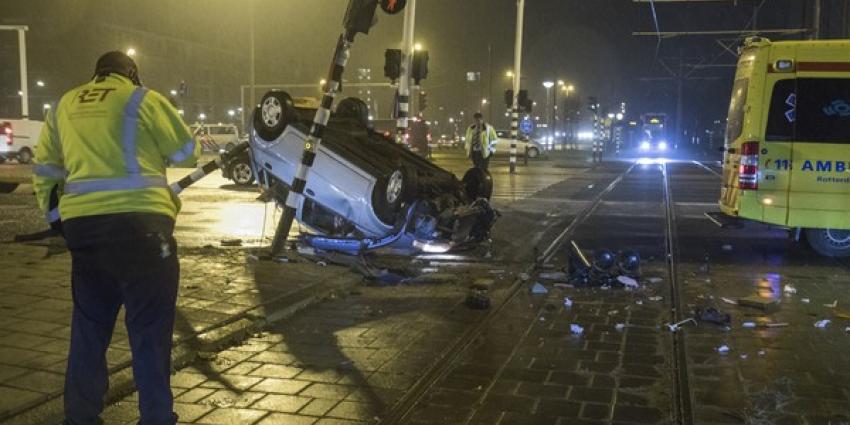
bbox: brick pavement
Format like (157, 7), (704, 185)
(0, 242), (361, 424)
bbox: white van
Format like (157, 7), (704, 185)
(0, 119), (44, 164)
(189, 123), (240, 153)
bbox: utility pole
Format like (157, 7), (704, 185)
(395, 0), (416, 145)
(812, 0), (822, 39)
(1, 25), (29, 118)
(248, 1), (256, 130)
(509, 0), (525, 174)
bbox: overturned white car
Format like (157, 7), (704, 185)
(241, 91), (498, 254)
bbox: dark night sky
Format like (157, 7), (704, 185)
(1, 0), (847, 135)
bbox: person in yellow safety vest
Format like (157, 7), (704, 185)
(32, 51), (199, 425)
(464, 112), (498, 171)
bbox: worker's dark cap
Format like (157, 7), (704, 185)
(93, 51), (141, 85)
(473, 112), (483, 119)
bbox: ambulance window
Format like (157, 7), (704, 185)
(767, 78), (850, 143)
(795, 78), (850, 144)
(725, 79), (748, 143)
(765, 79), (797, 142)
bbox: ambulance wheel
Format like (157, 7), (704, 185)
(254, 91), (297, 142)
(806, 228), (850, 258)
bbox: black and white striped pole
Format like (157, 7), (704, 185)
(509, 0), (525, 175)
(395, 0), (416, 146)
(269, 0), (395, 256)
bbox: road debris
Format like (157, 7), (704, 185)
(615, 323), (627, 331)
(667, 318), (697, 332)
(648, 296), (663, 302)
(738, 296), (779, 312)
(720, 297), (738, 305)
(717, 344), (731, 354)
(539, 271), (568, 281)
(617, 275), (639, 288)
(607, 310), (619, 316)
(783, 285), (797, 295)
(814, 319), (831, 329)
(694, 307), (731, 327)
(742, 321), (757, 329)
(647, 277), (663, 284)
(570, 324), (584, 335)
(801, 298), (811, 304)
(530, 282), (548, 294)
(553, 283), (574, 290)
(220, 238), (242, 247)
(563, 297), (573, 308)
(824, 300), (838, 308)
(519, 272), (531, 281)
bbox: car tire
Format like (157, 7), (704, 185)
(462, 167), (493, 200)
(806, 228), (850, 258)
(527, 147), (539, 159)
(18, 148), (32, 164)
(229, 158), (255, 186)
(0, 183), (18, 193)
(372, 166), (417, 225)
(254, 91), (297, 142)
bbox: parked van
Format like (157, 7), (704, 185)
(720, 37), (850, 257)
(189, 123), (240, 153)
(0, 119), (44, 164)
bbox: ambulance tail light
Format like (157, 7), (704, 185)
(738, 141), (759, 190)
(1, 122), (12, 146)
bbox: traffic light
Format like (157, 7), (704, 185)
(384, 49), (401, 82)
(518, 90), (532, 113)
(504, 89), (513, 108)
(418, 91), (428, 111)
(412, 50), (429, 85)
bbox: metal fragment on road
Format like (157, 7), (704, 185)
(539, 271), (568, 281)
(717, 344), (731, 354)
(783, 285), (797, 294)
(570, 324), (584, 335)
(648, 296), (663, 302)
(615, 323), (626, 331)
(519, 272), (530, 281)
(666, 318), (697, 332)
(742, 321), (756, 328)
(801, 298), (811, 303)
(823, 300), (838, 308)
(563, 297), (573, 308)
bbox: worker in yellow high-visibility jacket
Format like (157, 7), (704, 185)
(32, 51), (199, 425)
(464, 112), (498, 171)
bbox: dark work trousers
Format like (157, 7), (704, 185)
(471, 149), (490, 171)
(62, 213), (179, 425)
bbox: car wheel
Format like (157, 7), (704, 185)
(17, 148), (32, 164)
(806, 228), (850, 257)
(229, 160), (255, 186)
(527, 147), (540, 158)
(372, 166), (418, 225)
(462, 167), (493, 200)
(254, 91), (296, 142)
(0, 183), (18, 193)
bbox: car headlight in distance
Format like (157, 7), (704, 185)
(640, 141), (651, 151)
(657, 141), (668, 151)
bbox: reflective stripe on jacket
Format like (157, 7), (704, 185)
(32, 74), (200, 222)
(464, 123), (498, 159)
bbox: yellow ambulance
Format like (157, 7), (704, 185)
(720, 37), (850, 257)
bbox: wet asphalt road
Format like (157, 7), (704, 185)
(3, 149), (850, 424)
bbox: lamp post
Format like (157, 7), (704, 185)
(542, 81), (554, 137)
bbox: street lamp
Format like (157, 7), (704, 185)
(505, 70), (514, 78)
(228, 109), (236, 117)
(481, 98), (488, 105)
(198, 112), (206, 122)
(36, 80), (45, 87)
(414, 42), (423, 51)
(169, 89), (178, 96)
(126, 48), (137, 57)
(542, 81), (554, 134)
